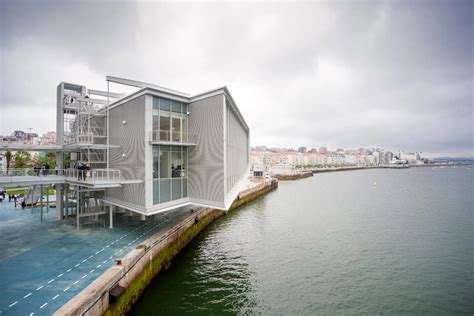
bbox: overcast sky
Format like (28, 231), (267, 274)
(0, 0), (472, 157)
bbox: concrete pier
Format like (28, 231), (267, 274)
(54, 178), (278, 316)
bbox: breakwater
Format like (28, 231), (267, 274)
(311, 166), (381, 174)
(273, 172), (313, 180)
(54, 179), (278, 316)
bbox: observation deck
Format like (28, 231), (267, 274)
(0, 169), (124, 188)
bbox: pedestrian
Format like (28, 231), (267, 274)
(14, 195), (17, 208)
(78, 164), (83, 180)
(84, 163), (90, 181)
(44, 162), (50, 176)
(34, 165), (40, 176)
(8, 194), (12, 202)
(21, 200), (26, 209)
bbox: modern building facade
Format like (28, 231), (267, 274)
(100, 77), (250, 214)
(1, 76), (250, 229)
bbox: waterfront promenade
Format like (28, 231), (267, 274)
(0, 201), (192, 315)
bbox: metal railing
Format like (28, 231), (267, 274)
(150, 130), (192, 143)
(64, 130), (106, 145)
(0, 168), (121, 184)
(64, 168), (121, 183)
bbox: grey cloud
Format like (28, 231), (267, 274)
(0, 0), (472, 157)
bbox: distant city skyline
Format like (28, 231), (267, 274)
(1, 1), (472, 158)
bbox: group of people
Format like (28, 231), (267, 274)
(33, 162), (54, 176)
(0, 190), (26, 209)
(77, 163), (91, 181)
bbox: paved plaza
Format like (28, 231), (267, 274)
(0, 198), (192, 315)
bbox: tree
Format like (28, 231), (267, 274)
(35, 152), (57, 169)
(13, 152), (32, 169)
(5, 150), (12, 172)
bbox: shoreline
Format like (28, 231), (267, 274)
(54, 179), (278, 316)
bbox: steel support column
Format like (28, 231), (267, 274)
(109, 205), (114, 228)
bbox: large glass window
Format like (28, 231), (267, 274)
(171, 101), (181, 113)
(159, 112), (171, 141)
(159, 146), (170, 178)
(160, 98), (171, 111)
(152, 145), (188, 205)
(152, 96), (188, 143)
(172, 116), (181, 142)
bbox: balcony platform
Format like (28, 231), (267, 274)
(0, 169), (126, 188)
(0, 143), (63, 152)
(149, 140), (196, 146)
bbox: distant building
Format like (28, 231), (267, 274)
(13, 130), (25, 140)
(0, 154), (4, 172)
(253, 145), (267, 152)
(319, 147), (328, 154)
(42, 131), (56, 144)
(298, 146), (307, 153)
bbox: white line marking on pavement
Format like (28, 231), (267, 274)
(52, 294), (59, 300)
(89, 255), (93, 259)
(40, 303), (48, 309)
(74, 264), (80, 268)
(97, 264), (102, 268)
(63, 287), (70, 292)
(47, 279), (55, 284)
(109, 256), (113, 259)
(89, 269), (95, 274)
(24, 293), (32, 298)
(67, 269), (72, 272)
(29, 313), (34, 316)
(8, 301), (18, 308)
(81, 274), (87, 279)
(57, 273), (64, 278)
(36, 286), (43, 291)
(73, 280), (79, 285)
(100, 248), (105, 251)
(82, 259), (87, 263)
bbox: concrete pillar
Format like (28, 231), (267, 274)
(46, 186), (49, 213)
(140, 214), (146, 221)
(76, 187), (80, 231)
(109, 205), (114, 228)
(55, 152), (63, 220)
(40, 184), (43, 223)
(56, 183), (63, 220)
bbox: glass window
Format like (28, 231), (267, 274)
(171, 101), (181, 113)
(172, 178), (182, 200)
(171, 151), (182, 178)
(160, 98), (171, 111)
(153, 146), (188, 205)
(182, 103), (188, 115)
(153, 179), (159, 204)
(182, 116), (188, 142)
(153, 96), (159, 109)
(153, 146), (159, 178)
(172, 117), (181, 142)
(183, 178), (187, 197)
(182, 150), (187, 177)
(159, 113), (170, 141)
(159, 179), (170, 203)
(159, 146), (170, 178)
